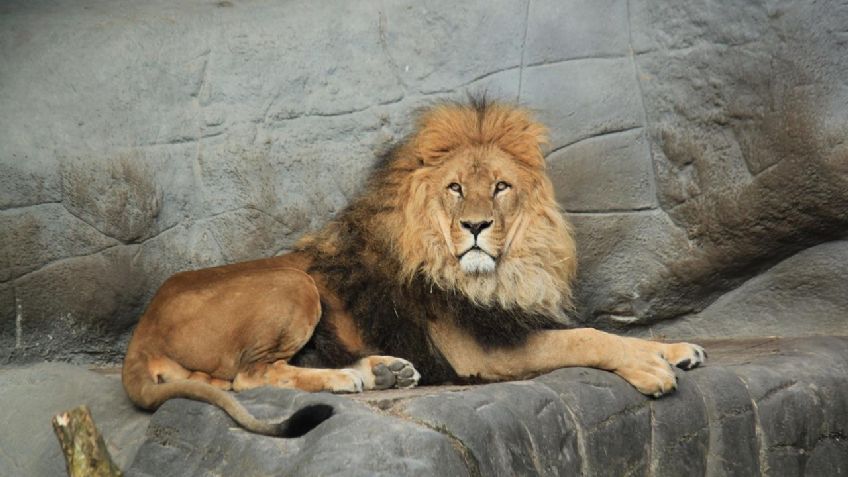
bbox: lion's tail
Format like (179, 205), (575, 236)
(121, 353), (333, 437)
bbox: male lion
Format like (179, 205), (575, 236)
(123, 97), (706, 436)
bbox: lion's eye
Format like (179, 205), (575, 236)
(448, 182), (463, 195)
(494, 181), (511, 195)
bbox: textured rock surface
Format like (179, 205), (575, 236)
(608, 0), (848, 328)
(1, 0), (846, 363)
(126, 337), (848, 476)
(645, 241), (848, 339)
(130, 391), (470, 477)
(6, 337), (843, 476)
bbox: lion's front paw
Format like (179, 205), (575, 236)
(613, 349), (678, 398)
(612, 338), (707, 397)
(662, 342), (707, 371)
(352, 356), (421, 390)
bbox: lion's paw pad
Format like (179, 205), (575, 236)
(372, 359), (420, 390)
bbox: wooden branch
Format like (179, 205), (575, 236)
(52, 405), (123, 477)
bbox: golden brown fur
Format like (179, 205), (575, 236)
(123, 98), (706, 436)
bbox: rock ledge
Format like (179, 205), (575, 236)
(126, 336), (848, 476)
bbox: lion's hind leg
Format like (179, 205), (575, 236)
(147, 356), (234, 390)
(233, 361), (364, 393)
(350, 356), (421, 390)
(187, 371), (233, 390)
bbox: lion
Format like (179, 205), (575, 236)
(122, 97), (706, 437)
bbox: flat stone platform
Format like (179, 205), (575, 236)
(2, 336), (846, 476)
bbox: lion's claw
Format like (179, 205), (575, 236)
(666, 343), (706, 371)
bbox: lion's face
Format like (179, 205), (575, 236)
(436, 146), (524, 275)
(379, 100), (578, 318)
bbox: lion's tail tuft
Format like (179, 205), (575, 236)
(277, 404), (335, 438)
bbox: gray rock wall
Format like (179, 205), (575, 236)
(1, 0), (846, 363)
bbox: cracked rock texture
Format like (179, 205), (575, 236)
(5, 337), (844, 476)
(1, 0), (846, 363)
(123, 337), (848, 476)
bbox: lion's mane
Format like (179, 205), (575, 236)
(295, 97), (578, 382)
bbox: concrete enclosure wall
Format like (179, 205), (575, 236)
(1, 0), (846, 363)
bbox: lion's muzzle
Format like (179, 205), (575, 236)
(458, 246), (497, 274)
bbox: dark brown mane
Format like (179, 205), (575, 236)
(294, 212), (566, 384)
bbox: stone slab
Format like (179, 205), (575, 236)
(127, 388), (469, 477)
(546, 127), (657, 212)
(396, 381), (581, 476)
(520, 58), (644, 151)
(524, 0), (630, 65)
(2, 337), (847, 476)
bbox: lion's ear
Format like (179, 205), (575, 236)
(483, 107), (548, 170)
(413, 106), (477, 165)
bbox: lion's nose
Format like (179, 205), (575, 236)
(460, 220), (493, 237)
